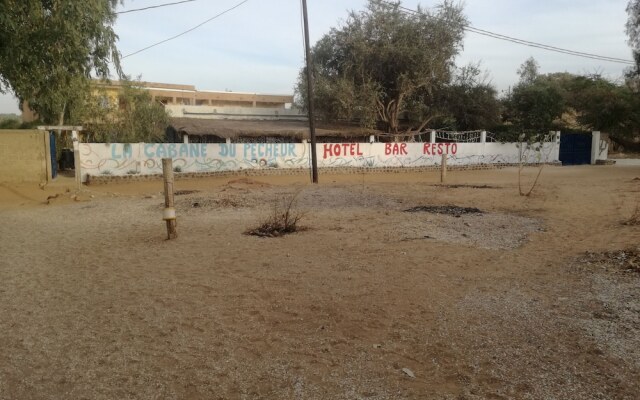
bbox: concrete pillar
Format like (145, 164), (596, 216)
(369, 135), (375, 143)
(430, 130), (436, 143)
(72, 130), (81, 189)
(226, 138), (231, 144)
(183, 134), (189, 144)
(480, 131), (487, 143)
(591, 131), (601, 165)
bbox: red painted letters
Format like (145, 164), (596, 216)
(423, 143), (457, 155)
(385, 143), (408, 155)
(322, 142), (459, 159)
(323, 143), (364, 159)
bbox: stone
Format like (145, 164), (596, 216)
(402, 368), (416, 378)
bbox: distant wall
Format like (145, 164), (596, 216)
(166, 105), (305, 120)
(80, 141), (560, 182)
(0, 130), (49, 183)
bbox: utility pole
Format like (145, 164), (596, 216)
(302, 0), (319, 183)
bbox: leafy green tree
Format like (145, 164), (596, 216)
(435, 63), (501, 130)
(0, 0), (122, 124)
(296, 0), (467, 134)
(568, 75), (640, 150)
(511, 84), (564, 132)
(501, 57), (639, 147)
(79, 79), (169, 143)
(626, 0), (640, 79)
(517, 57), (539, 86)
(505, 58), (565, 132)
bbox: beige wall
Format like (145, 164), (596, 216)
(21, 80), (294, 121)
(0, 130), (50, 183)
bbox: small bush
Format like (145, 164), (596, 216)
(100, 170), (112, 175)
(623, 202), (640, 226)
(245, 193), (305, 237)
(126, 169), (138, 175)
(0, 118), (21, 129)
(173, 166), (182, 173)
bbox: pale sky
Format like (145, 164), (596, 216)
(0, 0), (634, 114)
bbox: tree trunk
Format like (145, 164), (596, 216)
(57, 102), (66, 126)
(385, 95), (404, 136)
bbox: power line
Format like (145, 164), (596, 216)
(116, 0), (200, 15)
(122, 0), (250, 59)
(464, 25), (634, 64)
(388, 2), (634, 65)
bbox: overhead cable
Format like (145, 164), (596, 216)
(117, 0), (200, 15)
(122, 0), (250, 58)
(463, 25), (633, 64)
(386, 1), (634, 65)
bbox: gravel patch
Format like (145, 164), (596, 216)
(393, 211), (541, 250)
(572, 249), (640, 369)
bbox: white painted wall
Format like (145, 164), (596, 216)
(591, 132), (609, 162)
(80, 141), (560, 182)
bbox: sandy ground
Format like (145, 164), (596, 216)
(1, 165), (639, 399)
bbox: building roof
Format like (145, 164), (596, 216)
(169, 117), (380, 139)
(94, 80), (293, 103)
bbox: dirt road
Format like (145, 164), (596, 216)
(1, 166), (639, 399)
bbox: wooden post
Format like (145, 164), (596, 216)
(440, 153), (448, 183)
(44, 131), (53, 182)
(162, 158), (178, 240)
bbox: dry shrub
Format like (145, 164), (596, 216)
(245, 193), (306, 237)
(517, 132), (558, 197)
(623, 202), (640, 226)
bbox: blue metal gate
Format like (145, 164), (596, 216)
(559, 133), (592, 165)
(49, 131), (57, 178)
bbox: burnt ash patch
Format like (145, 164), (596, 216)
(174, 190), (200, 196)
(404, 205), (483, 216)
(437, 184), (499, 189)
